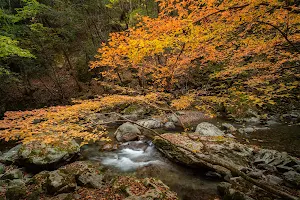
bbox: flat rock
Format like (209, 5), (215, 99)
(18, 140), (80, 170)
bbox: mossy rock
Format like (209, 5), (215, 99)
(5, 185), (27, 200)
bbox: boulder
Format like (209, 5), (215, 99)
(47, 170), (77, 194)
(164, 122), (176, 130)
(153, 133), (252, 175)
(34, 161), (104, 195)
(115, 122), (141, 142)
(113, 176), (178, 199)
(137, 119), (163, 129)
(0, 144), (22, 164)
(0, 169), (23, 180)
(18, 140), (80, 170)
(283, 171), (300, 188)
(194, 122), (225, 136)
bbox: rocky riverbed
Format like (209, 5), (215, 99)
(0, 103), (299, 200)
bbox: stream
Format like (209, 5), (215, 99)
(79, 118), (300, 200)
(81, 140), (221, 200)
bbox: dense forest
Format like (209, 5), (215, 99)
(0, 0), (299, 200)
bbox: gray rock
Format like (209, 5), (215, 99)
(247, 170), (264, 179)
(257, 163), (277, 173)
(265, 175), (283, 185)
(0, 169), (23, 180)
(238, 127), (255, 134)
(47, 170), (76, 194)
(18, 140), (80, 169)
(164, 122), (176, 130)
(115, 122), (141, 142)
(77, 172), (103, 188)
(5, 184), (27, 200)
(137, 119), (163, 129)
(283, 171), (300, 188)
(0, 144), (22, 164)
(221, 123), (237, 132)
(194, 122), (225, 136)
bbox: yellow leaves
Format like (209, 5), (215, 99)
(171, 94), (195, 110)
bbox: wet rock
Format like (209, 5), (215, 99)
(0, 168), (23, 180)
(164, 122), (176, 130)
(265, 175), (283, 185)
(221, 123), (237, 132)
(115, 122), (140, 142)
(0, 144), (22, 164)
(283, 171), (300, 188)
(194, 122), (225, 136)
(101, 143), (118, 151)
(137, 119), (163, 129)
(238, 127), (255, 134)
(18, 140), (80, 170)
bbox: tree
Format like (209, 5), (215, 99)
(91, 0), (300, 115)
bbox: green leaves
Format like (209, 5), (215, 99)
(0, 35), (35, 58)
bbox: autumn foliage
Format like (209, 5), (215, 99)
(91, 0), (300, 114)
(0, 93), (166, 145)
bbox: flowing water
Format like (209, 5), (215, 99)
(81, 140), (221, 200)
(80, 118), (300, 200)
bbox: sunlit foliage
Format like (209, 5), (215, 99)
(91, 0), (300, 113)
(0, 93), (165, 145)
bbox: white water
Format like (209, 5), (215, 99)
(91, 141), (163, 171)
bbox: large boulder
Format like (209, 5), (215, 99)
(194, 122), (225, 136)
(153, 133), (252, 175)
(33, 161), (104, 195)
(113, 176), (178, 200)
(0, 144), (22, 164)
(18, 140), (80, 170)
(115, 122), (141, 142)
